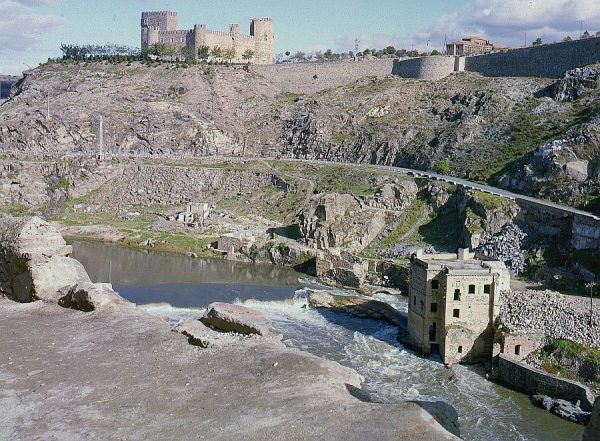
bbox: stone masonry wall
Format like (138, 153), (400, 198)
(465, 37), (600, 78)
(393, 36), (600, 80)
(497, 354), (595, 411)
(254, 59), (394, 94)
(391, 56), (456, 81)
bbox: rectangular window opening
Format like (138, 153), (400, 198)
(454, 289), (461, 301)
(468, 284), (475, 294)
(431, 280), (439, 290)
(458, 346), (463, 354)
(430, 303), (438, 313)
(484, 284), (491, 294)
(453, 308), (460, 318)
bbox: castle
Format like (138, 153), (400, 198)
(141, 11), (274, 65)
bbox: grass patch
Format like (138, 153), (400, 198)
(314, 165), (377, 196)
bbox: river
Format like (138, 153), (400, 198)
(72, 240), (583, 441)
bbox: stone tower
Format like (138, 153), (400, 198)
(250, 18), (274, 64)
(141, 11), (178, 49)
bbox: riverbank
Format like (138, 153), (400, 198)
(0, 298), (460, 440)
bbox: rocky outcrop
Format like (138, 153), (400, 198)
(201, 302), (280, 338)
(553, 67), (599, 102)
(307, 290), (406, 327)
(298, 192), (386, 253)
(174, 319), (258, 349)
(58, 282), (131, 312)
(583, 397), (600, 441)
(0, 216), (90, 302)
(532, 394), (591, 424)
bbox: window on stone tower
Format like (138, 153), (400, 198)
(430, 303), (437, 313)
(468, 284), (475, 294)
(454, 289), (461, 301)
(431, 280), (439, 290)
(484, 284), (491, 294)
(515, 345), (521, 356)
(458, 346), (463, 354)
(453, 308), (460, 318)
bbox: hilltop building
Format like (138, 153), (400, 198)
(446, 36), (509, 56)
(407, 249), (510, 365)
(140, 11), (274, 64)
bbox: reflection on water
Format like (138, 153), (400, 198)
(72, 240), (584, 441)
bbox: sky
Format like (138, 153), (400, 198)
(1, 0), (600, 75)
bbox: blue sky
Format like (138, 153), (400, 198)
(1, 0), (600, 75)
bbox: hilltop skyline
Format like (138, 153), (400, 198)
(1, 0), (600, 75)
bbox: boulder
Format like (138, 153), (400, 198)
(0, 216), (91, 302)
(174, 319), (273, 349)
(58, 282), (132, 312)
(552, 399), (591, 425)
(201, 302), (280, 338)
(583, 397), (600, 441)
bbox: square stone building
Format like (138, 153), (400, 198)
(407, 249), (510, 365)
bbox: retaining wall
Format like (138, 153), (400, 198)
(497, 354), (595, 411)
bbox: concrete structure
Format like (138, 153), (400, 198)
(141, 11), (274, 64)
(446, 36), (509, 56)
(393, 35), (600, 80)
(170, 202), (211, 226)
(407, 249), (510, 365)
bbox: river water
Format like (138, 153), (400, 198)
(72, 241), (583, 441)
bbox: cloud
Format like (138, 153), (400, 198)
(334, 0), (600, 53)
(424, 0), (600, 49)
(0, 1), (67, 55)
(12, 0), (67, 6)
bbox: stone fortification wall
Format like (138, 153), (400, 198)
(393, 36), (600, 80)
(572, 214), (600, 250)
(466, 37), (600, 78)
(254, 59), (394, 94)
(392, 56), (456, 81)
(497, 354), (595, 411)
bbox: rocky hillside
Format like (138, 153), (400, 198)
(1, 59), (599, 212)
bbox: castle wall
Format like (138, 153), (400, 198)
(392, 36), (600, 80)
(392, 56), (456, 80)
(142, 11), (273, 64)
(465, 37), (600, 78)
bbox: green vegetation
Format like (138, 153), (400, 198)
(536, 339), (600, 385)
(433, 160), (451, 175)
(314, 165), (377, 196)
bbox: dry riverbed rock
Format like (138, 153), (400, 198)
(201, 302), (281, 338)
(58, 282), (132, 312)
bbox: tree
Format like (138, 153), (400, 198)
(292, 51), (306, 62)
(430, 49), (441, 56)
(433, 160), (451, 175)
(383, 46), (396, 55)
(323, 49), (334, 61)
(242, 49), (255, 62)
(563, 36), (572, 42)
(407, 50), (419, 57)
(151, 43), (175, 57)
(211, 46), (224, 62)
(532, 37), (542, 46)
(285, 50), (291, 57)
(223, 47), (236, 63)
(363, 48), (371, 56)
(198, 45), (210, 61)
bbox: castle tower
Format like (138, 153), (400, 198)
(141, 11), (178, 49)
(250, 18), (274, 64)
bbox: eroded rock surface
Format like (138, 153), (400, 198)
(58, 282), (131, 312)
(0, 216), (90, 302)
(201, 302), (281, 338)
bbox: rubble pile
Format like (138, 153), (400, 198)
(476, 224), (526, 274)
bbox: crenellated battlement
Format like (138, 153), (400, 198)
(141, 11), (274, 64)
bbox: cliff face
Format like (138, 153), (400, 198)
(1, 60), (599, 211)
